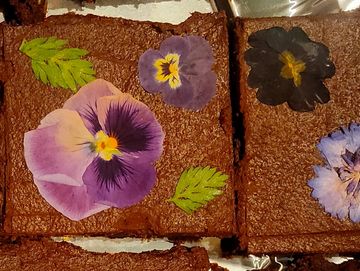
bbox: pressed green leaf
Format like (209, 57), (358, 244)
(169, 166), (229, 214)
(19, 36), (96, 93)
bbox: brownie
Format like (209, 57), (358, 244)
(2, 12), (235, 237)
(3, 0), (47, 25)
(0, 239), (211, 270)
(237, 11), (360, 253)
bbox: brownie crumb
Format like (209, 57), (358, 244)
(4, 0), (47, 25)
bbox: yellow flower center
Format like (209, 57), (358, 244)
(93, 130), (121, 161)
(279, 50), (306, 88)
(154, 53), (181, 89)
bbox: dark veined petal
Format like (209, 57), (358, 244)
(161, 75), (194, 108)
(248, 27), (289, 53)
(288, 27), (311, 44)
(35, 179), (109, 221)
(256, 77), (293, 106)
(24, 109), (95, 186)
(96, 93), (164, 162)
(159, 36), (190, 61)
(83, 155), (156, 208)
(180, 36), (214, 76)
(287, 74), (330, 111)
(138, 49), (164, 93)
(183, 71), (216, 110)
(64, 79), (122, 135)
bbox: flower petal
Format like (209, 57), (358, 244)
(317, 129), (348, 168)
(248, 27), (289, 53)
(161, 75), (194, 108)
(180, 36), (214, 76)
(96, 93), (164, 161)
(255, 77), (293, 106)
(350, 196), (360, 223)
(346, 123), (360, 153)
(35, 179), (109, 221)
(64, 79), (122, 135)
(83, 155), (156, 207)
(24, 109), (95, 186)
(159, 36), (190, 61)
(183, 71), (216, 110)
(138, 49), (164, 93)
(308, 166), (350, 220)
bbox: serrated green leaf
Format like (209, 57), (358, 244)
(169, 166), (229, 214)
(19, 36), (96, 93)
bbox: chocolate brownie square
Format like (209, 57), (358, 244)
(237, 11), (360, 254)
(2, 12), (235, 237)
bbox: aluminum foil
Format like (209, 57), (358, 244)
(228, 0), (360, 17)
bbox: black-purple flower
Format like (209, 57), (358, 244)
(24, 79), (164, 221)
(245, 27), (335, 112)
(309, 123), (360, 222)
(138, 35), (216, 110)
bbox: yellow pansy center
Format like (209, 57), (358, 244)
(279, 50), (306, 87)
(93, 130), (121, 161)
(154, 53), (181, 89)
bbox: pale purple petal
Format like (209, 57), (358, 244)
(162, 75), (194, 108)
(159, 36), (190, 61)
(83, 155), (156, 208)
(317, 130), (348, 168)
(308, 166), (350, 220)
(181, 36), (214, 76)
(138, 49), (164, 93)
(347, 123), (360, 152)
(350, 196), (360, 222)
(35, 179), (109, 221)
(96, 94), (164, 161)
(183, 71), (216, 110)
(64, 79), (122, 134)
(24, 109), (95, 186)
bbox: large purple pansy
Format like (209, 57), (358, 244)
(24, 79), (164, 221)
(138, 35), (216, 111)
(308, 123), (360, 222)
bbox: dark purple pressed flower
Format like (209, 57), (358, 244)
(245, 27), (335, 112)
(308, 123), (360, 222)
(24, 79), (164, 221)
(138, 35), (216, 110)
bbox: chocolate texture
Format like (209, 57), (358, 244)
(3, 0), (48, 25)
(237, 11), (360, 254)
(2, 12), (235, 237)
(0, 239), (211, 271)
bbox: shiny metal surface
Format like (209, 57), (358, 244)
(228, 0), (360, 17)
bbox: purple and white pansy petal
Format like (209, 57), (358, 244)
(83, 155), (156, 208)
(24, 109), (95, 186)
(309, 123), (360, 223)
(96, 93), (164, 161)
(138, 35), (216, 110)
(35, 179), (109, 221)
(64, 79), (122, 135)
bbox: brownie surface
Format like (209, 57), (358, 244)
(3, 0), (47, 25)
(3, 13), (235, 237)
(237, 11), (360, 253)
(0, 239), (211, 271)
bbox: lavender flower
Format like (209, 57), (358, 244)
(24, 79), (164, 221)
(308, 123), (360, 222)
(138, 35), (216, 110)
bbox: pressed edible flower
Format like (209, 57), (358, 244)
(24, 79), (164, 221)
(308, 123), (360, 222)
(138, 35), (216, 110)
(245, 27), (335, 112)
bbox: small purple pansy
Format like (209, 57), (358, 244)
(24, 79), (164, 221)
(138, 35), (216, 110)
(308, 123), (360, 223)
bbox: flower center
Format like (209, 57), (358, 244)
(279, 50), (306, 88)
(154, 53), (181, 89)
(337, 148), (360, 197)
(93, 130), (121, 161)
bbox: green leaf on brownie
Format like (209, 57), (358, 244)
(19, 37), (96, 93)
(168, 166), (228, 214)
